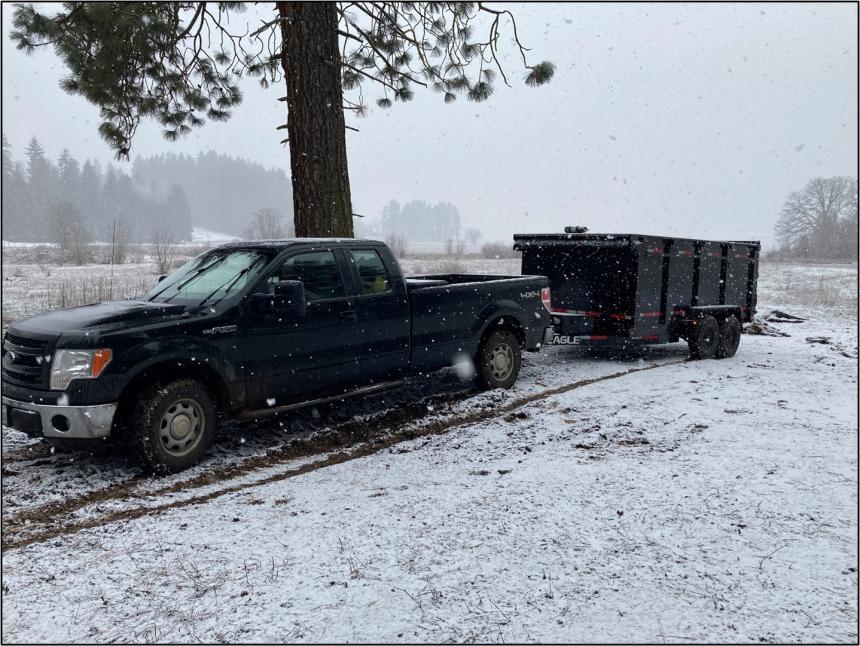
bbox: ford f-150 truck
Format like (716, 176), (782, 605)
(2, 239), (553, 473)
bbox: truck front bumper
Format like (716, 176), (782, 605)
(1, 396), (116, 439)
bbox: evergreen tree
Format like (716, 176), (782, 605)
(1, 134), (11, 185)
(1, 135), (16, 239)
(12, 3), (554, 238)
(57, 148), (82, 210)
(165, 184), (193, 242)
(380, 199), (401, 233)
(100, 165), (121, 242)
(79, 159), (104, 240)
(24, 137), (57, 241)
(8, 162), (29, 241)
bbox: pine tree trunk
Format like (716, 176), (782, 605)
(278, 1), (354, 238)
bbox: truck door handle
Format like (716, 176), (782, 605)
(339, 310), (357, 323)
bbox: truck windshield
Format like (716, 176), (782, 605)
(145, 249), (269, 306)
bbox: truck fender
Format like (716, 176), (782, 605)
(114, 336), (236, 409)
(473, 299), (528, 350)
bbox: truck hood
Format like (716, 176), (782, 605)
(9, 300), (188, 337)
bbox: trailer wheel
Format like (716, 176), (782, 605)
(687, 315), (720, 360)
(129, 378), (216, 474)
(476, 329), (521, 389)
(717, 315), (742, 359)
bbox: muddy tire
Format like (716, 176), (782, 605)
(476, 329), (522, 390)
(687, 315), (720, 360)
(129, 379), (216, 474)
(717, 315), (742, 359)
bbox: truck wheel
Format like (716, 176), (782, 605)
(130, 379), (216, 474)
(687, 315), (720, 360)
(476, 329), (521, 389)
(717, 315), (742, 359)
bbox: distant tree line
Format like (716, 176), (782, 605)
(2, 136), (295, 249)
(774, 176), (858, 260)
(369, 199), (462, 243)
(130, 151), (292, 236)
(2, 134), (192, 245)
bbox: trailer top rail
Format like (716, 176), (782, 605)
(513, 231), (761, 249)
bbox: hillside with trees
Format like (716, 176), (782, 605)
(131, 151), (292, 236)
(2, 135), (192, 245)
(2, 136), (293, 244)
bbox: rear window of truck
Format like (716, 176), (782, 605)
(349, 250), (391, 295)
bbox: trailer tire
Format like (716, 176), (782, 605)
(129, 378), (216, 474)
(476, 329), (521, 390)
(717, 315), (742, 359)
(687, 315), (720, 360)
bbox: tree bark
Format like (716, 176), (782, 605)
(278, 1), (354, 238)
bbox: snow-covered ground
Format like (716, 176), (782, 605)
(190, 226), (240, 245)
(1, 259), (857, 643)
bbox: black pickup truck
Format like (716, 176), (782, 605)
(2, 239), (552, 472)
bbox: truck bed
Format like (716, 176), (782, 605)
(405, 274), (530, 289)
(405, 274), (550, 370)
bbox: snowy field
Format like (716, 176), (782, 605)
(0, 256), (857, 643)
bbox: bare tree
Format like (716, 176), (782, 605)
(110, 219), (132, 265)
(50, 201), (91, 265)
(151, 226), (177, 275)
(465, 227), (482, 247)
(445, 238), (465, 256)
(775, 176), (858, 258)
(243, 207), (292, 240)
(385, 234), (408, 258)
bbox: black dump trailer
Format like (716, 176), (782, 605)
(513, 229), (760, 359)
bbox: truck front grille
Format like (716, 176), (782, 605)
(2, 333), (50, 388)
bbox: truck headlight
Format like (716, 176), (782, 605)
(50, 349), (113, 391)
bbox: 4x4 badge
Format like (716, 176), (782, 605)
(202, 325), (238, 336)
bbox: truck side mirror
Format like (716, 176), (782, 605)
(250, 280), (306, 317)
(157, 275), (167, 283)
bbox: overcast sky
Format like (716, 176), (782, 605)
(2, 2), (857, 247)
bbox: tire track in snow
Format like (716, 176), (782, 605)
(2, 359), (684, 551)
(1, 386), (475, 539)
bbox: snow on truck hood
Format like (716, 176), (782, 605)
(8, 300), (188, 337)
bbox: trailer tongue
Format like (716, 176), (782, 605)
(514, 230), (760, 359)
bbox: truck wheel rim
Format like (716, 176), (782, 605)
(490, 343), (514, 381)
(159, 398), (205, 457)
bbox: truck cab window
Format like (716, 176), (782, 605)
(350, 250), (391, 295)
(269, 251), (346, 301)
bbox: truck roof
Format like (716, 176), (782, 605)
(211, 238), (384, 251)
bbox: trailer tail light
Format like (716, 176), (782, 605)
(541, 287), (552, 313)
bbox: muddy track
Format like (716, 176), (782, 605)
(1, 385), (475, 538)
(2, 443), (56, 463)
(2, 360), (682, 551)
